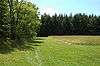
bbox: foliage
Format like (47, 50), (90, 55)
(38, 13), (100, 36)
(0, 0), (40, 47)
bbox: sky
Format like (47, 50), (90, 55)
(28, 0), (100, 16)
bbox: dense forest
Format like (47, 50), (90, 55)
(0, 0), (40, 48)
(38, 13), (100, 36)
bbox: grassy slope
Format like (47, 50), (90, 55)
(39, 36), (100, 66)
(0, 36), (100, 66)
(0, 47), (36, 66)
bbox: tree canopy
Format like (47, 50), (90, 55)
(0, 0), (40, 48)
(38, 13), (100, 36)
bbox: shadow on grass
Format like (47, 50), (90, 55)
(32, 40), (43, 43)
(18, 40), (44, 51)
(0, 38), (44, 54)
(35, 37), (45, 40)
(0, 47), (14, 54)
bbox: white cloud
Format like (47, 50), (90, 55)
(40, 7), (58, 16)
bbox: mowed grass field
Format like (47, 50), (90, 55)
(0, 36), (100, 66)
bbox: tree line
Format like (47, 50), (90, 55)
(0, 0), (40, 48)
(38, 13), (100, 36)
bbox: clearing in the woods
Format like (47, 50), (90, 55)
(0, 36), (100, 66)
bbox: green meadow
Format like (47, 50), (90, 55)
(0, 36), (100, 66)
